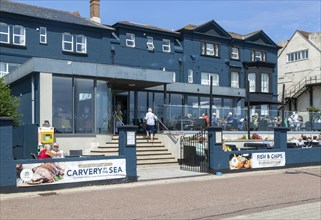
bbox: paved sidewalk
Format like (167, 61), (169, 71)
(226, 201), (321, 220)
(2, 165), (320, 220)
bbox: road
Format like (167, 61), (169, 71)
(1, 166), (320, 219)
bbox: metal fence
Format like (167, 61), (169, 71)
(180, 130), (208, 172)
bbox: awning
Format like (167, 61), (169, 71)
(246, 93), (280, 105)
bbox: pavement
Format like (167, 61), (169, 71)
(1, 165), (320, 220)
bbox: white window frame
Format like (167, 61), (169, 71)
(261, 73), (269, 93)
(0, 62), (9, 77)
(146, 36), (154, 51)
(231, 47), (239, 60)
(251, 50), (266, 61)
(201, 72), (219, 86)
(287, 50), (309, 62)
(162, 39), (171, 53)
(261, 104), (269, 116)
(126, 33), (135, 47)
(76, 35), (87, 53)
(13, 25), (26, 46)
(39, 27), (47, 44)
(62, 33), (73, 52)
(201, 42), (219, 57)
(172, 72), (176, 82)
(248, 73), (256, 92)
(0, 22), (10, 44)
(188, 69), (193, 83)
(231, 72), (239, 88)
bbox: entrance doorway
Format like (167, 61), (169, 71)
(113, 92), (128, 125)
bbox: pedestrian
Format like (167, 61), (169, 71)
(144, 108), (158, 142)
(114, 104), (123, 134)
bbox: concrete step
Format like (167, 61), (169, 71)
(89, 134), (178, 167)
(137, 159), (178, 165)
(137, 155), (175, 160)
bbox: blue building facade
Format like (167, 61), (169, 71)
(1, 1), (279, 135)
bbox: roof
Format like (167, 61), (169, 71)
(113, 21), (179, 35)
(0, 0), (114, 30)
(297, 30), (311, 40)
(228, 30), (262, 40)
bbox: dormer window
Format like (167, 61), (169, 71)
(62, 33), (73, 52)
(231, 47), (240, 60)
(251, 50), (266, 61)
(126, 33), (135, 47)
(39, 27), (47, 44)
(201, 42), (219, 57)
(13, 25), (26, 46)
(76, 35), (87, 53)
(0, 22), (10, 44)
(162, 39), (171, 52)
(146, 36), (154, 51)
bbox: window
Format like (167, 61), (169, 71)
(76, 35), (87, 53)
(201, 42), (219, 57)
(251, 50), (266, 61)
(248, 73), (256, 92)
(261, 73), (269, 93)
(146, 36), (154, 50)
(188, 69), (193, 83)
(231, 47), (240, 60)
(126, 33), (135, 47)
(0, 62), (9, 77)
(0, 23), (9, 44)
(162, 39), (171, 52)
(287, 50), (309, 62)
(172, 72), (176, 82)
(201, 72), (219, 86)
(13, 25), (26, 46)
(0, 62), (20, 78)
(39, 27), (47, 44)
(231, 72), (239, 88)
(62, 33), (73, 52)
(261, 105), (269, 116)
(75, 78), (94, 133)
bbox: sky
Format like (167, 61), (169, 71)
(12, 0), (321, 43)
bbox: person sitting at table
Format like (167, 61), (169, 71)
(51, 143), (64, 158)
(38, 144), (62, 159)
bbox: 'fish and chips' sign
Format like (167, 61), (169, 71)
(16, 159), (126, 187)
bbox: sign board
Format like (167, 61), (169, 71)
(16, 159), (126, 187)
(127, 131), (135, 145)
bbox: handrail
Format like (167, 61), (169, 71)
(157, 118), (179, 144)
(283, 67), (321, 99)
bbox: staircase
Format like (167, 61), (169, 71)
(87, 135), (178, 166)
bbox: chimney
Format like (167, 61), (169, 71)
(90, 0), (101, 23)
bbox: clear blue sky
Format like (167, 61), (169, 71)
(13, 0), (321, 43)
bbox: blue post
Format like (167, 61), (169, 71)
(118, 125), (138, 181)
(274, 127), (288, 149)
(0, 118), (16, 188)
(207, 126), (224, 171)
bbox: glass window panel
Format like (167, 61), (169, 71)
(40, 27), (47, 44)
(0, 23), (9, 43)
(248, 73), (256, 92)
(162, 39), (171, 52)
(13, 25), (25, 45)
(76, 35), (87, 53)
(75, 78), (94, 133)
(261, 73), (269, 93)
(231, 72), (239, 88)
(96, 81), (109, 134)
(62, 33), (73, 51)
(206, 43), (214, 56)
(52, 76), (73, 133)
